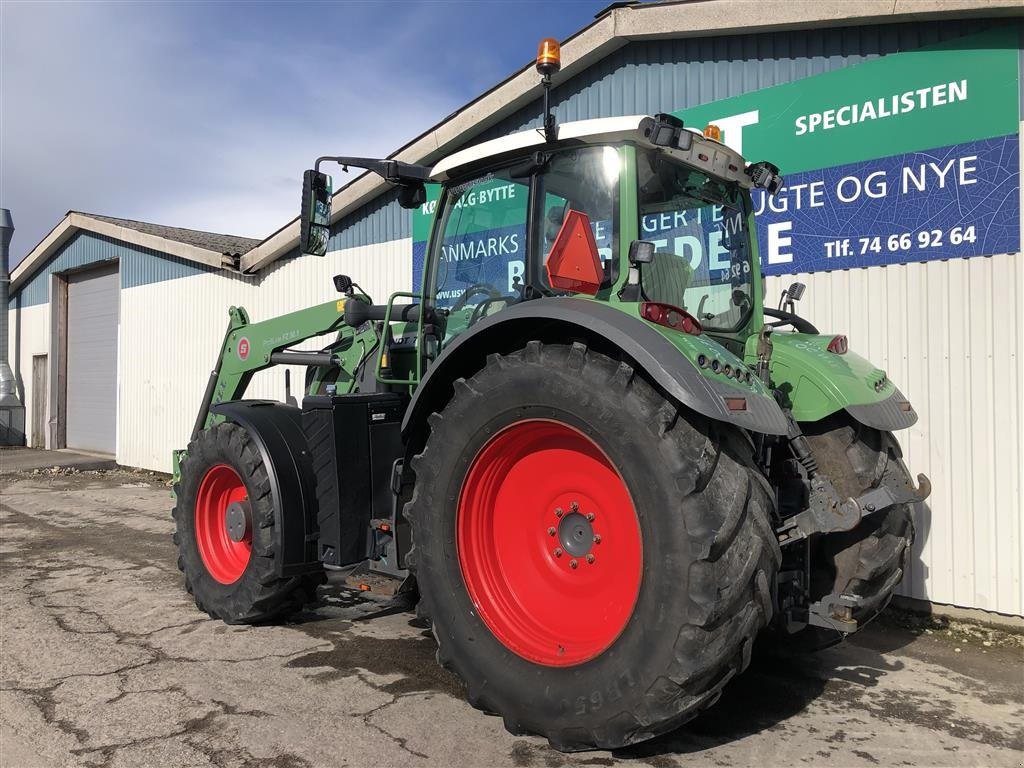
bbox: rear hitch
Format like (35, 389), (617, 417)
(778, 471), (930, 546)
(778, 468), (933, 548)
(775, 406), (930, 546)
(807, 568), (904, 634)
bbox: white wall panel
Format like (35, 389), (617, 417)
(766, 250), (1022, 617)
(116, 239), (411, 473)
(6, 302), (49, 448)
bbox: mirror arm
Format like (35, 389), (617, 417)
(315, 156), (431, 184)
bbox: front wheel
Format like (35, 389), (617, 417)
(405, 342), (781, 751)
(173, 422), (323, 623)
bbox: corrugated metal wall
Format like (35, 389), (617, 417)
(765, 248), (1022, 618)
(489, 19), (1011, 139)
(117, 238), (412, 472)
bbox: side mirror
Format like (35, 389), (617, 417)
(300, 169), (332, 256)
(628, 240), (656, 265)
(787, 282), (806, 302)
(397, 182), (426, 210)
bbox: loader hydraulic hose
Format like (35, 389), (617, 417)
(191, 320), (234, 442)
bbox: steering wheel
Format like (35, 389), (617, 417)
(450, 283), (502, 312)
(468, 295), (516, 326)
(763, 307), (819, 335)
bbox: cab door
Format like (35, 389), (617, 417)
(422, 145), (623, 351)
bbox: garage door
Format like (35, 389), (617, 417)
(66, 263), (119, 453)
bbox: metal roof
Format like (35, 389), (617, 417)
(10, 211), (257, 293)
(84, 214), (259, 257)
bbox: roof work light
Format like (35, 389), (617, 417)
(536, 38), (561, 76)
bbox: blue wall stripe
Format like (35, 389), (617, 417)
(327, 186), (410, 251)
(334, 18), (1014, 249)
(482, 19), (1012, 139)
(10, 231), (223, 308)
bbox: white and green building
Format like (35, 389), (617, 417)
(7, 0), (1023, 617)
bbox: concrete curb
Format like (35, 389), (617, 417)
(891, 596), (1024, 633)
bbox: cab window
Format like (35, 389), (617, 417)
(637, 148), (753, 332)
(537, 146), (619, 292)
(430, 169), (528, 337)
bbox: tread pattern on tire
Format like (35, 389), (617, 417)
(803, 415), (915, 639)
(172, 422), (324, 624)
(404, 342), (782, 751)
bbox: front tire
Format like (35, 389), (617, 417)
(405, 342), (781, 751)
(173, 422), (323, 623)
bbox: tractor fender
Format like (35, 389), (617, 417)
(211, 400), (321, 577)
(762, 334), (918, 431)
(402, 297), (789, 452)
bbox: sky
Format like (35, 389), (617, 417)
(0, 0), (610, 266)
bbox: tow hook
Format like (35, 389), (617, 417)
(777, 472), (931, 546)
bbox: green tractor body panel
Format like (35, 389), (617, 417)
(752, 332), (893, 422)
(620, 300), (775, 400)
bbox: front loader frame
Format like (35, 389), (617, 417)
(174, 298), (368, 482)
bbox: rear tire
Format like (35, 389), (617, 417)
(795, 414), (916, 649)
(404, 342), (781, 751)
(173, 422), (324, 623)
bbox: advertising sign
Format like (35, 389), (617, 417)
(674, 26), (1020, 276)
(412, 26), (1020, 287)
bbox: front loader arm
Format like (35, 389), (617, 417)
(191, 298), (362, 440)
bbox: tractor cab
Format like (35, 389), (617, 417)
(302, 112), (783, 382)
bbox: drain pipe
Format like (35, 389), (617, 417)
(0, 208), (26, 445)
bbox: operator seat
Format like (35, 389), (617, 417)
(544, 205), (567, 253)
(642, 253), (693, 307)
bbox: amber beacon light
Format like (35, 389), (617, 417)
(536, 38), (561, 76)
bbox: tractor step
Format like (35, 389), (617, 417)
(344, 570), (406, 596)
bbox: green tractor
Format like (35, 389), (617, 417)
(172, 46), (929, 752)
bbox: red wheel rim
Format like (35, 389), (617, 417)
(457, 420), (642, 666)
(195, 464), (251, 584)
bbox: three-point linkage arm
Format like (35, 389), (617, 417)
(314, 156), (431, 184)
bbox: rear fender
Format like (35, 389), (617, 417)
(757, 333), (917, 430)
(402, 298), (789, 454)
(211, 400), (321, 576)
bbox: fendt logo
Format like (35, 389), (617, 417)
(237, 337), (250, 361)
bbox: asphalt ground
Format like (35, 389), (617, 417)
(1, 467), (1022, 768)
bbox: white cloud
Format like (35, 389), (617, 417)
(0, 2), (463, 262)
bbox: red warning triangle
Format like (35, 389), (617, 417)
(545, 210), (604, 295)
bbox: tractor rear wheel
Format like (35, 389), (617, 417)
(173, 422), (323, 623)
(404, 342), (781, 751)
(796, 414), (916, 649)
